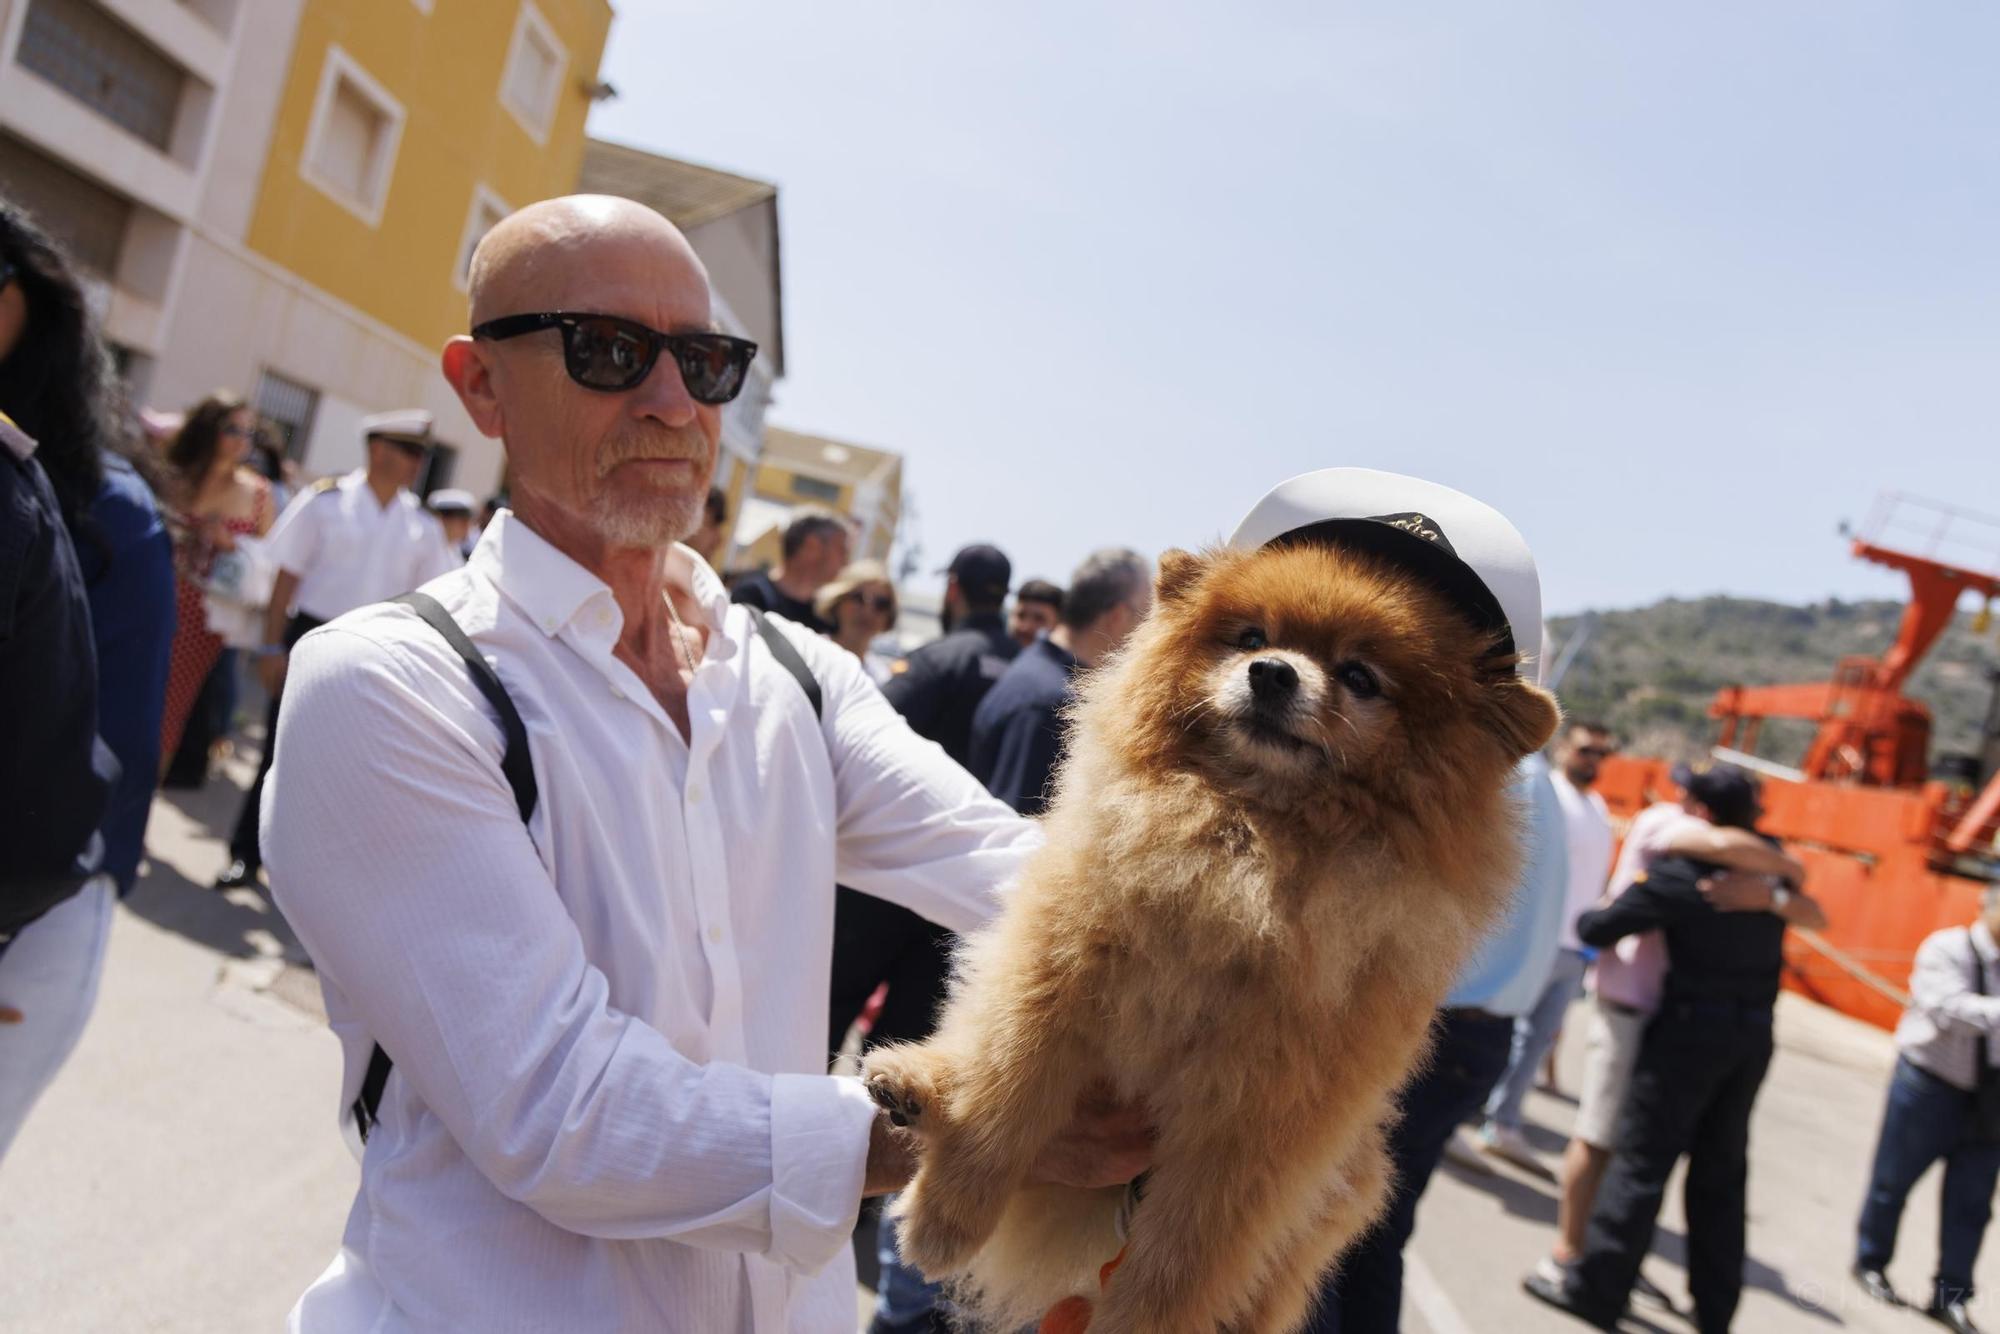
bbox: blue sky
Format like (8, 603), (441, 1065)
(591, 3), (2000, 616)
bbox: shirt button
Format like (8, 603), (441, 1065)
(707, 924), (723, 945)
(688, 783), (704, 804)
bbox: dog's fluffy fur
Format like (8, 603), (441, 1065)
(863, 542), (1561, 1333)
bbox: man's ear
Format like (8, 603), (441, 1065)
(441, 337), (504, 440)
(1156, 548), (1210, 605)
(1482, 677), (1562, 761)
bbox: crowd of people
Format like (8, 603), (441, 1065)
(6, 184), (2000, 1334)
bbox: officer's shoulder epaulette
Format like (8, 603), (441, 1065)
(309, 476), (340, 496)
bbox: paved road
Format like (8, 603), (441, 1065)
(3, 752), (1993, 1332)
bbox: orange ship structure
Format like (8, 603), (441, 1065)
(1591, 494), (2000, 1030)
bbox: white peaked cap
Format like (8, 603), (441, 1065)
(1228, 467), (1544, 675)
(360, 408), (434, 442)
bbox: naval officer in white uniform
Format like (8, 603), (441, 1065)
(217, 409), (460, 888)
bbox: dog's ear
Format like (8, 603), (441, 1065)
(1480, 677), (1562, 760)
(1156, 548), (1209, 605)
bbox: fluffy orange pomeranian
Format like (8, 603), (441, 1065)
(863, 540), (1561, 1333)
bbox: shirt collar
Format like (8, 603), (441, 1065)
(469, 510), (737, 657)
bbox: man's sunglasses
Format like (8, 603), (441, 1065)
(1575, 745), (1615, 759)
(472, 312), (757, 403)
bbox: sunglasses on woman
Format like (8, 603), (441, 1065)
(472, 312), (757, 403)
(849, 593), (896, 615)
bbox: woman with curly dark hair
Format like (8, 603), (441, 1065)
(157, 391), (274, 766)
(0, 196), (175, 1157)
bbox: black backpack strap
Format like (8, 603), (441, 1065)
(748, 607), (823, 720)
(393, 592), (538, 822)
(351, 592), (539, 1143)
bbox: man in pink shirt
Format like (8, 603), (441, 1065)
(1540, 764), (1810, 1291)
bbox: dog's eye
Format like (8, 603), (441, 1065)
(1235, 626), (1267, 651)
(1338, 662), (1381, 699)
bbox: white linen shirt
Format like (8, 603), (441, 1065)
(1896, 921), (2000, 1092)
(265, 469), (460, 623)
(265, 511), (1037, 1333)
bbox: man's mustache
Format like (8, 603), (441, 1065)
(597, 427), (711, 477)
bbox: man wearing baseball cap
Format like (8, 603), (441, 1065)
(216, 408), (460, 889)
(880, 543), (1019, 765)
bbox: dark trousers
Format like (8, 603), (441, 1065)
(828, 888), (954, 1061)
(1303, 1008), (1516, 1334)
(228, 614), (322, 869)
(1855, 1056), (2000, 1308)
(1569, 1002), (1774, 1333)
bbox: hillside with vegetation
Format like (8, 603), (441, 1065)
(1548, 597), (2000, 771)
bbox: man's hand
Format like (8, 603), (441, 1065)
(861, 1081), (1155, 1199)
(258, 651), (288, 697)
(1700, 871), (1777, 913)
(1026, 1083), (1155, 1189)
(863, 1111), (919, 1197)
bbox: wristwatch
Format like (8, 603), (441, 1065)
(1771, 883), (1794, 912)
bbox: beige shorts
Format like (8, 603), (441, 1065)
(1572, 996), (1649, 1149)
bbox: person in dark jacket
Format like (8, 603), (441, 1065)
(967, 547), (1151, 815)
(1525, 767), (1828, 1333)
(0, 199), (177, 1157)
(879, 543), (1020, 765)
(729, 505), (848, 633)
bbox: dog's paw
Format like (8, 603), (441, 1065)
(890, 1177), (991, 1279)
(861, 1044), (947, 1131)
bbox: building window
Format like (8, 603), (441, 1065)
(790, 474), (842, 504)
(499, 2), (567, 145)
(299, 46), (405, 226)
(454, 184), (511, 290)
(16, 0), (187, 152)
(0, 132), (132, 278)
(255, 370), (320, 462)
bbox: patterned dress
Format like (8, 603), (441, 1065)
(159, 476), (272, 759)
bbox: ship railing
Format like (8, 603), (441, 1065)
(1856, 492), (2000, 581)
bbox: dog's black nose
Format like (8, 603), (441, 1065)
(1248, 657), (1299, 701)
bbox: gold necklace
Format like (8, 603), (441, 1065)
(661, 588), (701, 673)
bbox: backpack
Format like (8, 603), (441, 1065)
(351, 593), (822, 1142)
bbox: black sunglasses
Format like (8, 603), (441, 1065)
(376, 434), (429, 458)
(472, 312), (757, 403)
(849, 592), (896, 615)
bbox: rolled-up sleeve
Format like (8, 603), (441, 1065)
(797, 627), (1042, 935)
(266, 624), (871, 1269)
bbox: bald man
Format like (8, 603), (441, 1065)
(262, 197), (1143, 1333)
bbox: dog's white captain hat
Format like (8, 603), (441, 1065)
(1228, 467), (1543, 675)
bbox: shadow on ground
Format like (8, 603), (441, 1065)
(1441, 1124), (1846, 1329)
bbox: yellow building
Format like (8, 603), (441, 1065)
(0, 0), (611, 498)
(734, 425), (905, 576)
